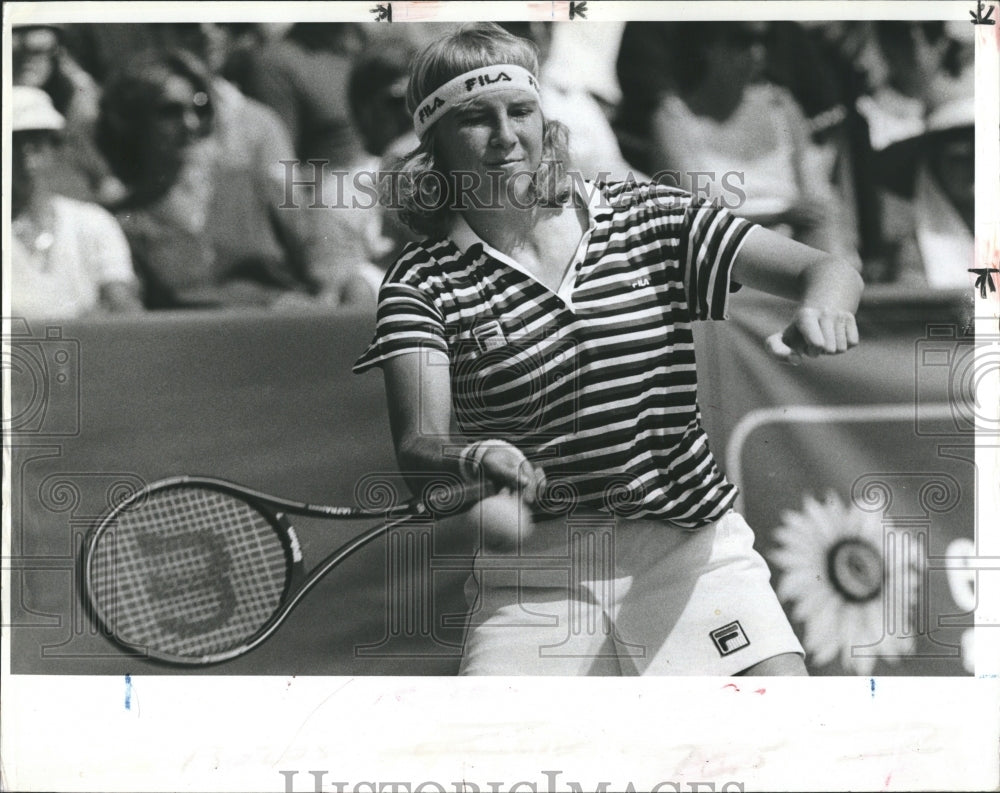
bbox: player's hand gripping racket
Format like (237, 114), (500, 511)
(82, 475), (482, 665)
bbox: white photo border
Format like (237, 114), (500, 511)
(3, 2), (998, 791)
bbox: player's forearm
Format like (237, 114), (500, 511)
(394, 432), (464, 494)
(797, 255), (864, 313)
(383, 352), (467, 495)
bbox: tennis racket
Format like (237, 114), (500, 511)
(82, 475), (482, 665)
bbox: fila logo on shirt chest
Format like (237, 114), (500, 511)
(472, 319), (508, 352)
(631, 277), (651, 289)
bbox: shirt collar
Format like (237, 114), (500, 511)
(448, 179), (611, 255)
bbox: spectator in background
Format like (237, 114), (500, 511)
(645, 22), (857, 260)
(60, 23), (192, 85)
(877, 24), (971, 113)
(60, 22), (291, 88)
(163, 24), (298, 182)
(763, 23), (867, 257)
(243, 23), (368, 168)
(281, 46), (419, 304)
(615, 22), (676, 174)
(165, 26), (381, 308)
(12, 23), (125, 205)
(792, 22), (888, 266)
(765, 22), (850, 141)
(542, 21), (627, 116)
(874, 95), (974, 289)
(860, 22), (973, 153)
(214, 23), (270, 96)
(499, 22), (641, 183)
(97, 50), (326, 309)
(345, 47), (422, 270)
(852, 21), (974, 286)
(349, 48), (416, 162)
(11, 86), (142, 319)
(366, 21), (463, 61)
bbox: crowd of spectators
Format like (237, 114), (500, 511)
(10, 19), (976, 320)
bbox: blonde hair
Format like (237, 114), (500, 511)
(388, 22), (571, 238)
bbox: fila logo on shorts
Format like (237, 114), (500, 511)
(710, 621), (750, 656)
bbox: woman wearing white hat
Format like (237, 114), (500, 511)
(876, 94), (975, 289)
(11, 85), (142, 319)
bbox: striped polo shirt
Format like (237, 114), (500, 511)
(354, 181), (758, 527)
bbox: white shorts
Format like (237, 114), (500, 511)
(457, 509), (804, 675)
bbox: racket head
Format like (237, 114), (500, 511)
(84, 479), (303, 665)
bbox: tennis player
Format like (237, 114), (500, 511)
(354, 23), (863, 675)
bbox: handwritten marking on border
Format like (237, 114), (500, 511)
(971, 0), (996, 24)
(969, 268), (999, 298)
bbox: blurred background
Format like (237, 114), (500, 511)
(10, 19), (978, 316)
(8, 20), (980, 676)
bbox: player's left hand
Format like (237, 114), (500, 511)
(766, 306), (859, 365)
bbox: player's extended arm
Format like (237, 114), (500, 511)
(731, 226), (864, 363)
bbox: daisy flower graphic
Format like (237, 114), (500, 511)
(770, 491), (924, 675)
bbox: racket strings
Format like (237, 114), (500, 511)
(89, 487), (290, 659)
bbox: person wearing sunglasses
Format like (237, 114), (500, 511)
(97, 49), (333, 309)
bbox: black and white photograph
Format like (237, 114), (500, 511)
(2, 1), (999, 790)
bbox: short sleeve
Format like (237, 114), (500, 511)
(353, 281), (448, 373)
(680, 196), (758, 321)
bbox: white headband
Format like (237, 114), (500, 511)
(412, 64), (540, 139)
